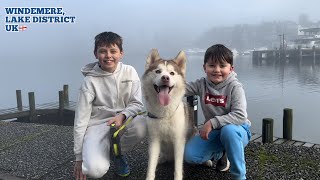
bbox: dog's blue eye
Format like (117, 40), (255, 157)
(155, 70), (161, 74)
(170, 72), (175, 75)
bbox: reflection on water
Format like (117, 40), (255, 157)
(187, 55), (320, 144)
(1, 53), (319, 144)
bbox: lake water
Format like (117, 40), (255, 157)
(1, 53), (319, 144)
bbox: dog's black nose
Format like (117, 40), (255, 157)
(161, 75), (169, 82)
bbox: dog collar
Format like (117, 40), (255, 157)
(147, 104), (181, 119)
(147, 112), (159, 119)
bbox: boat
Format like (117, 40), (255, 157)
(287, 26), (320, 49)
(185, 47), (239, 57)
(231, 48), (239, 57)
(240, 49), (256, 56)
(184, 48), (206, 56)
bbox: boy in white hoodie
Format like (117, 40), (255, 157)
(184, 44), (251, 180)
(73, 31), (146, 179)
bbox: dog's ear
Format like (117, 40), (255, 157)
(146, 49), (161, 70)
(173, 51), (187, 76)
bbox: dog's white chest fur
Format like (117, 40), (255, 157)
(147, 103), (186, 140)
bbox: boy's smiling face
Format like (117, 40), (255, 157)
(203, 59), (233, 84)
(95, 44), (123, 73)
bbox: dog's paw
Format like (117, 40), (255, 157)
(146, 175), (155, 180)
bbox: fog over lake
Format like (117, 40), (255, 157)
(1, 0), (320, 143)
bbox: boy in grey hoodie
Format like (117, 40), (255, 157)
(73, 32), (146, 179)
(184, 44), (251, 180)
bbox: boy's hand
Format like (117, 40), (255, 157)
(73, 160), (86, 180)
(199, 120), (213, 140)
(107, 114), (126, 128)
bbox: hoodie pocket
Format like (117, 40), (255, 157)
(91, 106), (117, 121)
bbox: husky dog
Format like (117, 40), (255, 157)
(142, 49), (189, 180)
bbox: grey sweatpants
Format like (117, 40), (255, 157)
(81, 115), (146, 178)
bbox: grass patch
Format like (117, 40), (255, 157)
(255, 147), (279, 179)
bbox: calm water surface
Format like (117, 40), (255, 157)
(1, 54), (320, 144)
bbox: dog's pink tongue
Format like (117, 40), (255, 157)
(158, 86), (170, 106)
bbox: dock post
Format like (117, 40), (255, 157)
(283, 108), (293, 140)
(313, 46), (316, 65)
(59, 91), (64, 125)
(298, 46), (302, 65)
(258, 52), (262, 65)
(274, 50), (279, 64)
(252, 51), (256, 65)
(16, 90), (22, 111)
(28, 92), (36, 122)
(187, 95), (198, 127)
(63, 84), (69, 106)
(262, 118), (274, 143)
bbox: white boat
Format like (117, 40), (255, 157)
(287, 26), (320, 49)
(185, 48), (206, 56)
(231, 48), (239, 57)
(185, 47), (239, 57)
(240, 49), (255, 56)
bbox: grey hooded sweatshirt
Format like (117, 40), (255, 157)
(73, 62), (144, 160)
(186, 71), (251, 129)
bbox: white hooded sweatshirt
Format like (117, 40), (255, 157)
(73, 62), (144, 160)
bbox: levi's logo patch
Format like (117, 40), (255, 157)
(204, 93), (227, 107)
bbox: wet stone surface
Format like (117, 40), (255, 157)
(0, 122), (319, 180)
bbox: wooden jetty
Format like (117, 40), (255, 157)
(252, 46), (320, 65)
(256, 109), (320, 148)
(0, 85), (76, 125)
(250, 133), (320, 149)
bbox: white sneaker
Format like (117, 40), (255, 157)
(216, 151), (230, 171)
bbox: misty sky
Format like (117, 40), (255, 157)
(1, 0), (320, 108)
(1, 0), (320, 55)
(2, 0), (320, 53)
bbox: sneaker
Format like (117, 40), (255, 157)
(202, 160), (213, 167)
(216, 151), (230, 172)
(114, 155), (130, 177)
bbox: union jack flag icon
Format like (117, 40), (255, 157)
(19, 26), (27, 31)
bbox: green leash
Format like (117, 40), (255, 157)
(110, 112), (146, 157)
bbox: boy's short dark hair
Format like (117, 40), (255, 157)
(204, 44), (233, 65)
(94, 31), (123, 54)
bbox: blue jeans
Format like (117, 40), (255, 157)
(184, 124), (251, 180)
